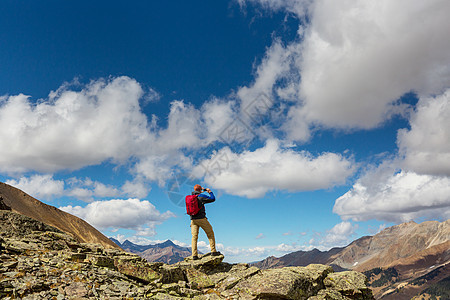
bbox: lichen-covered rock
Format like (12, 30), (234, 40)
(161, 263), (187, 284)
(181, 253), (225, 270)
(214, 264), (260, 290)
(114, 255), (162, 283)
(323, 271), (374, 300)
(185, 267), (217, 289)
(88, 254), (116, 268)
(231, 264), (333, 299)
(308, 289), (348, 300)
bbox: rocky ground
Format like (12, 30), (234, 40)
(0, 210), (375, 299)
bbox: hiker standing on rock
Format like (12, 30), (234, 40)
(185, 184), (221, 260)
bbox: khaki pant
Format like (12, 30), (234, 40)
(191, 218), (216, 256)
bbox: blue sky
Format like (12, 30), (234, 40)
(1, 0), (449, 263)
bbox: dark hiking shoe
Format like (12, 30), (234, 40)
(192, 255), (200, 260)
(211, 251), (222, 256)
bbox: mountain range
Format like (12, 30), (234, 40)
(253, 219), (450, 299)
(110, 238), (192, 264)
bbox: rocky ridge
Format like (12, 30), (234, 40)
(0, 210), (374, 299)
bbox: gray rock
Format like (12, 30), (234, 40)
(231, 264), (333, 300)
(323, 271), (374, 300)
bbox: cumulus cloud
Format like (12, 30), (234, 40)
(6, 174), (147, 203)
(133, 98), (237, 185)
(334, 90), (450, 224)
(6, 174), (64, 200)
(196, 139), (355, 198)
(0, 76), (238, 186)
(398, 90), (450, 176)
(121, 179), (150, 199)
(237, 41), (292, 113)
(334, 168), (450, 222)
(60, 198), (175, 234)
(305, 221), (358, 250)
(321, 221), (358, 247)
(0, 76), (151, 173)
(275, 243), (303, 253)
(240, 0), (450, 138)
(297, 0), (450, 128)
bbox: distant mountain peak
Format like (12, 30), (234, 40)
(109, 238), (192, 264)
(159, 239), (176, 247)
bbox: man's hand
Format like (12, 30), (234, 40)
(205, 188), (212, 193)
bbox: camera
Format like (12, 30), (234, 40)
(202, 188), (208, 192)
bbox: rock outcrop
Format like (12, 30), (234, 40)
(0, 210), (374, 299)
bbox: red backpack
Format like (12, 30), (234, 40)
(185, 194), (200, 216)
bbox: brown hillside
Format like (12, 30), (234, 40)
(331, 220), (450, 271)
(383, 241), (450, 276)
(0, 181), (120, 249)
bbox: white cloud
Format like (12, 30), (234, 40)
(133, 98), (236, 185)
(0, 75), (240, 188)
(196, 139), (355, 198)
(322, 221), (358, 247)
(398, 90), (450, 176)
(333, 89), (450, 224)
(240, 0), (450, 138)
(92, 181), (121, 198)
(6, 174), (64, 200)
(334, 169), (450, 222)
(306, 221), (358, 250)
(60, 198), (175, 234)
(6, 174), (140, 203)
(275, 243), (302, 253)
(297, 0), (450, 128)
(202, 98), (236, 143)
(237, 41), (292, 113)
(156, 100), (202, 152)
(67, 187), (94, 202)
(121, 179), (150, 199)
(0, 77), (151, 173)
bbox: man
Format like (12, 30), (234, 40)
(189, 184), (220, 260)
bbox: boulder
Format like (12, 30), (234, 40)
(181, 253), (225, 270)
(113, 255), (162, 283)
(213, 264), (260, 290)
(323, 271), (374, 300)
(231, 264), (333, 299)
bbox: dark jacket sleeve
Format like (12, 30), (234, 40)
(198, 192), (215, 204)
